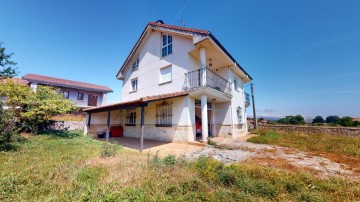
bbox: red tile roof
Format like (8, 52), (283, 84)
(22, 74), (112, 93)
(84, 91), (188, 113)
(1, 78), (29, 85)
(148, 21), (210, 35)
(353, 118), (360, 122)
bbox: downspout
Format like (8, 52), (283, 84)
(228, 65), (236, 140)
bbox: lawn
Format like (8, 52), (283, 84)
(1, 130), (360, 201)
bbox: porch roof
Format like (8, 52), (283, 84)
(83, 92), (188, 113)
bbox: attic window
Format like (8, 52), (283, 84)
(161, 34), (172, 57)
(131, 58), (139, 72)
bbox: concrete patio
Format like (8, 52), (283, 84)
(103, 137), (204, 157)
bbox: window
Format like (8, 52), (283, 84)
(77, 92), (84, 100)
(131, 78), (138, 92)
(234, 79), (238, 91)
(131, 57), (139, 72)
(156, 102), (172, 127)
(161, 34), (172, 57)
(63, 91), (69, 99)
(160, 66), (172, 83)
(126, 109), (136, 126)
(236, 106), (242, 123)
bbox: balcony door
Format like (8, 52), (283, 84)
(88, 94), (98, 107)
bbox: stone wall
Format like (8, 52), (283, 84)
(258, 125), (360, 137)
(49, 121), (85, 131)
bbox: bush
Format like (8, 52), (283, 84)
(0, 102), (22, 150)
(100, 143), (118, 157)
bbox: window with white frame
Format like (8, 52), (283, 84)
(236, 106), (242, 123)
(131, 78), (138, 92)
(126, 109), (136, 126)
(156, 102), (172, 127)
(160, 65), (172, 83)
(131, 57), (139, 72)
(161, 34), (172, 57)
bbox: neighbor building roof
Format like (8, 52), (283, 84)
(116, 21), (252, 80)
(1, 78), (29, 85)
(22, 74), (113, 93)
(84, 91), (188, 113)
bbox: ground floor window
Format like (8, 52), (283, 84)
(156, 102), (172, 127)
(126, 109), (136, 126)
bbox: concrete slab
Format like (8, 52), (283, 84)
(104, 137), (204, 157)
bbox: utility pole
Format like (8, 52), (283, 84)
(251, 83), (257, 130)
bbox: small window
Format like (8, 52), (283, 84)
(161, 34), (173, 57)
(156, 102), (172, 127)
(131, 57), (139, 72)
(234, 79), (238, 91)
(131, 78), (138, 92)
(126, 109), (136, 126)
(63, 91), (69, 99)
(160, 66), (172, 83)
(236, 106), (242, 123)
(77, 92), (84, 100)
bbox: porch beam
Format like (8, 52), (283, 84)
(140, 105), (145, 153)
(106, 111), (111, 143)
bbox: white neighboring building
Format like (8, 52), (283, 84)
(84, 21), (252, 144)
(22, 74), (112, 109)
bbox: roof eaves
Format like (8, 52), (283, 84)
(208, 33), (253, 80)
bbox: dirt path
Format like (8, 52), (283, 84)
(186, 137), (358, 180)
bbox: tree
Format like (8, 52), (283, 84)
(312, 116), (325, 124)
(353, 121), (360, 127)
(278, 115), (305, 125)
(0, 80), (76, 133)
(326, 115), (340, 124)
(336, 116), (353, 127)
(0, 43), (18, 78)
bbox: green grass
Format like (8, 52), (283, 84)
(1, 131), (359, 201)
(248, 130), (360, 156)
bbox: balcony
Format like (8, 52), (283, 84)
(184, 68), (232, 97)
(245, 93), (250, 107)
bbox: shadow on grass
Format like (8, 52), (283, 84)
(38, 130), (83, 139)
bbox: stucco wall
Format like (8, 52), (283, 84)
(258, 125), (360, 137)
(121, 30), (199, 101)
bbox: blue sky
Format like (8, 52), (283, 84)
(1, 0), (359, 118)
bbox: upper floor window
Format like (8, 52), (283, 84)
(63, 91), (69, 99)
(131, 57), (139, 72)
(234, 79), (239, 91)
(77, 92), (84, 100)
(126, 109), (136, 126)
(161, 34), (172, 57)
(131, 78), (138, 92)
(160, 65), (172, 84)
(156, 102), (172, 127)
(236, 106), (242, 123)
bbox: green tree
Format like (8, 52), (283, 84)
(326, 115), (340, 124)
(353, 121), (360, 127)
(0, 43), (18, 78)
(336, 116), (353, 127)
(0, 80), (76, 133)
(278, 115), (305, 125)
(312, 116), (325, 124)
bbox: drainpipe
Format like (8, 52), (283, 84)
(228, 66), (236, 140)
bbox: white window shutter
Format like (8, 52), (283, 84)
(160, 66), (172, 83)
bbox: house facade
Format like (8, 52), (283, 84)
(84, 21), (252, 145)
(22, 74), (112, 109)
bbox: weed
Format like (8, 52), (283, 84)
(100, 143), (119, 158)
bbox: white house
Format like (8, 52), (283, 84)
(22, 74), (113, 109)
(84, 21), (252, 147)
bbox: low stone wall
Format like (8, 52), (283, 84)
(49, 121), (85, 131)
(258, 125), (360, 137)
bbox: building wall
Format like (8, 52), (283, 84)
(87, 96), (194, 142)
(121, 30), (199, 101)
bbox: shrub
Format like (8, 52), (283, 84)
(100, 143), (118, 157)
(0, 102), (22, 150)
(247, 131), (280, 144)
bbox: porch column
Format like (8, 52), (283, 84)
(201, 94), (208, 142)
(200, 47), (207, 86)
(84, 113), (91, 136)
(140, 105), (145, 153)
(106, 111), (111, 143)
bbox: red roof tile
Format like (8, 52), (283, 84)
(22, 74), (112, 93)
(1, 78), (29, 85)
(353, 118), (360, 122)
(84, 91), (188, 113)
(148, 21), (210, 35)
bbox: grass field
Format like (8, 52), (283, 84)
(1, 130), (360, 201)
